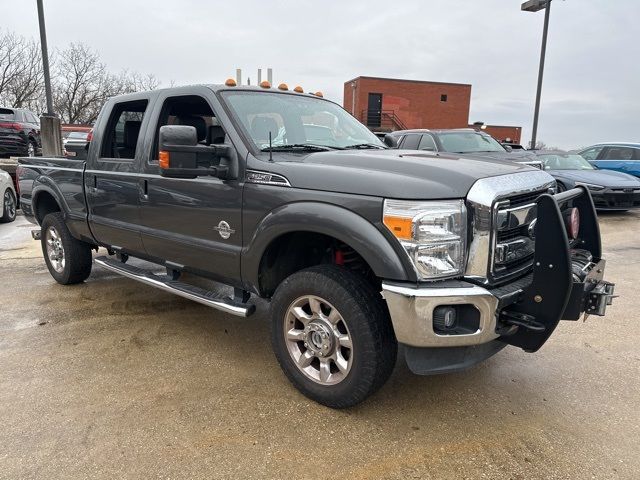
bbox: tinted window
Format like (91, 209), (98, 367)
(0, 108), (15, 121)
(579, 146), (604, 160)
(100, 100), (148, 159)
(603, 146), (636, 161)
(401, 134), (421, 150)
(438, 132), (505, 153)
(418, 134), (437, 151)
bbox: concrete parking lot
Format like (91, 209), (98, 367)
(1, 212), (639, 479)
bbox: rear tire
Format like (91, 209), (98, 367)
(271, 265), (397, 408)
(41, 212), (92, 284)
(0, 188), (16, 223)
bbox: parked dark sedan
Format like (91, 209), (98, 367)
(534, 150), (640, 211)
(385, 129), (543, 169)
(0, 107), (41, 158)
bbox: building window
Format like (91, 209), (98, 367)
(440, 94), (448, 102)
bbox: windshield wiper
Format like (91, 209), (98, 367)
(260, 143), (339, 152)
(343, 143), (386, 150)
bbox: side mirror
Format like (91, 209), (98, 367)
(383, 134), (398, 148)
(158, 125), (230, 179)
(503, 145), (513, 152)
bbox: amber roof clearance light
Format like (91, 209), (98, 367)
(260, 80), (271, 88)
(278, 83), (289, 91)
(225, 78), (237, 87)
(293, 86), (304, 93)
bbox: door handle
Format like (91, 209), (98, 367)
(141, 179), (149, 200)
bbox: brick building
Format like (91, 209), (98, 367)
(343, 76), (521, 144)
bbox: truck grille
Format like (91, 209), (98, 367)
(465, 170), (557, 286)
(491, 189), (548, 281)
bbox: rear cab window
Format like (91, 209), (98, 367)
(100, 100), (149, 160)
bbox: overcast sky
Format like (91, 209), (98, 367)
(2, 0), (638, 149)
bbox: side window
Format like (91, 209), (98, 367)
(580, 146), (604, 161)
(100, 99), (148, 160)
(418, 134), (437, 151)
(151, 95), (226, 163)
(603, 146), (634, 161)
(401, 134), (421, 150)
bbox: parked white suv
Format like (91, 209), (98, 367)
(0, 170), (16, 223)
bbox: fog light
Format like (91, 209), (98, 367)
(433, 306), (457, 332)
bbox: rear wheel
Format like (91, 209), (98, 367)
(27, 140), (36, 157)
(0, 188), (16, 223)
(41, 212), (92, 284)
(271, 265), (397, 408)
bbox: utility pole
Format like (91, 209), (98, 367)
(36, 0), (63, 156)
(37, 0), (54, 116)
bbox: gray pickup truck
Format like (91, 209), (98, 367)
(17, 83), (616, 408)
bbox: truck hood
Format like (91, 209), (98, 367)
(255, 149), (539, 199)
(460, 150), (539, 163)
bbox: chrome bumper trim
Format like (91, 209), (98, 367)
(381, 282), (500, 347)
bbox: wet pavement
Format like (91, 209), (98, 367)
(1, 212), (639, 479)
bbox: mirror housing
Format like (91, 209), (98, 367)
(158, 125), (230, 179)
(503, 145), (513, 152)
(383, 134), (398, 148)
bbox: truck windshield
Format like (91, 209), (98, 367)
(221, 91), (385, 151)
(438, 132), (506, 154)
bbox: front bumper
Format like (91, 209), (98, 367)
(382, 186), (616, 351)
(591, 188), (640, 210)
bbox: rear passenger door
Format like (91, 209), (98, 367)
(85, 97), (153, 254)
(594, 146), (640, 177)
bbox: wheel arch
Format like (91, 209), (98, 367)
(32, 184), (64, 224)
(242, 202), (415, 297)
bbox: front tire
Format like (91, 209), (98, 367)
(271, 265), (397, 408)
(41, 212), (92, 284)
(0, 188), (16, 223)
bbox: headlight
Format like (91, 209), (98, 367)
(575, 182), (605, 192)
(383, 199), (467, 280)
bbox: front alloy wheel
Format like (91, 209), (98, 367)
(284, 295), (353, 385)
(271, 265), (397, 408)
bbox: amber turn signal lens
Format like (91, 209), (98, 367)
(383, 216), (413, 240)
(260, 80), (271, 88)
(225, 78), (237, 87)
(159, 151), (170, 169)
(293, 86), (304, 93)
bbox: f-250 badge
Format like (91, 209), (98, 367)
(214, 221), (235, 239)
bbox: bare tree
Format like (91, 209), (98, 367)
(2, 30), (160, 122)
(0, 31), (46, 111)
(53, 43), (113, 124)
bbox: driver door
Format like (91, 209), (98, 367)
(138, 90), (243, 285)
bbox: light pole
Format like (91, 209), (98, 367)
(522, 0), (553, 149)
(36, 0), (54, 116)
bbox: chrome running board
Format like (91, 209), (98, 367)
(94, 256), (254, 317)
